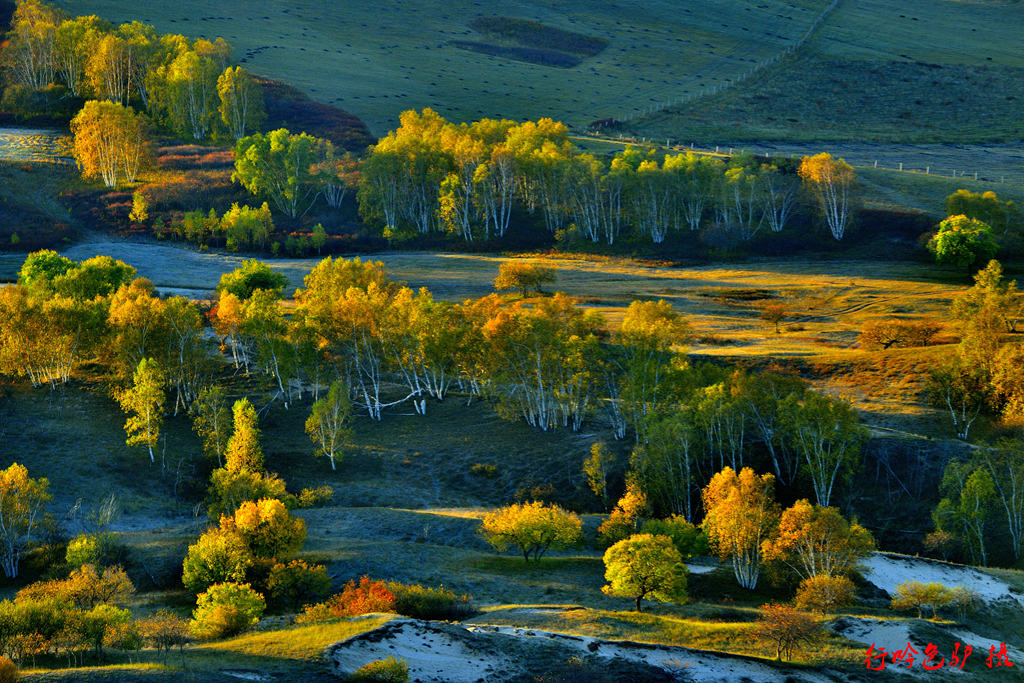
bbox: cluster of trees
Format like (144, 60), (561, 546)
(0, 498), (189, 669)
(1, 0), (264, 141)
(1, 250), (872, 526)
(925, 259), (1024, 439)
(354, 109), (857, 244)
(480, 464), (873, 614)
(927, 190), (1024, 274)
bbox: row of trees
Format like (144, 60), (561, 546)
(354, 110), (857, 244)
(2, 0), (265, 141)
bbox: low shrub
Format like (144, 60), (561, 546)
(387, 583), (475, 621)
(0, 655), (17, 683)
(267, 560), (331, 611)
(191, 582), (265, 640)
(297, 485), (335, 508)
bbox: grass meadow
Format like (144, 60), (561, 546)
(52, 0), (829, 135)
(629, 0), (1024, 144)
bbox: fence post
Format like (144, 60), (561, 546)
(926, 167), (929, 175)
(874, 160), (877, 168)
(899, 162), (903, 171)
(975, 172), (978, 180)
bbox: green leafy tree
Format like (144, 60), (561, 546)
(216, 260), (287, 300)
(233, 129), (327, 217)
(305, 380), (352, 470)
(480, 502), (582, 562)
(602, 533), (688, 612)
(191, 386), (232, 467)
(583, 442), (615, 508)
(945, 189), (1022, 236)
(217, 66), (265, 140)
(115, 358), (165, 464)
(927, 215), (998, 275)
(934, 462), (996, 565)
(783, 393), (867, 507)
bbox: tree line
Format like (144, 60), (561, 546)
(2, 0), (265, 142)
(355, 109), (857, 244)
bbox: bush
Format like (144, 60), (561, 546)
(267, 560), (331, 611)
(297, 485), (335, 508)
(793, 575), (856, 614)
(347, 656), (409, 683)
(386, 583), (475, 620)
(191, 582), (265, 640)
(859, 319), (940, 350)
(181, 528), (253, 595)
(295, 577), (396, 623)
(640, 517), (709, 559)
(65, 532), (122, 568)
(0, 655), (17, 683)
(753, 603), (822, 662)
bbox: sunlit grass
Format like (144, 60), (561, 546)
(198, 616), (393, 661)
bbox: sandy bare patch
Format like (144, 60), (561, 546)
(861, 552), (1024, 608)
(327, 617), (849, 682)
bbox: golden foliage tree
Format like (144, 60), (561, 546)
(761, 500), (874, 580)
(793, 575), (856, 614)
(753, 603), (822, 662)
(798, 152), (856, 240)
(701, 467), (779, 590)
(70, 99), (150, 188)
(480, 501), (582, 562)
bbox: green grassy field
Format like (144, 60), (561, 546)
(628, 0), (1024, 143)
(53, 0), (829, 135)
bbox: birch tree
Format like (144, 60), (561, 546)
(217, 66), (265, 140)
(70, 100), (150, 188)
(115, 357), (166, 464)
(785, 392), (867, 507)
(702, 467), (779, 590)
(0, 463), (51, 579)
(305, 381), (352, 470)
(798, 153), (857, 240)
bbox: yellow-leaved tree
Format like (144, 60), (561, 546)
(70, 99), (150, 188)
(602, 533), (688, 612)
(480, 501), (582, 562)
(798, 152), (857, 241)
(701, 467), (779, 590)
(761, 500), (874, 580)
(0, 463), (52, 578)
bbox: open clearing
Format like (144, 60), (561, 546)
(53, 0), (829, 135)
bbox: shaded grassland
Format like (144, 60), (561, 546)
(628, 0), (1024, 144)
(52, 0), (828, 135)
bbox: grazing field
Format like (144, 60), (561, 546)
(53, 0), (829, 135)
(628, 0), (1024, 144)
